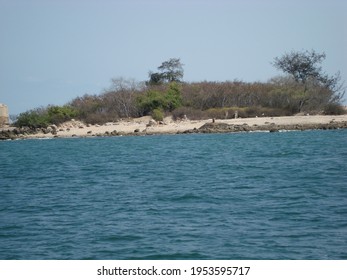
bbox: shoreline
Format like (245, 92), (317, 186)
(1, 114), (347, 140)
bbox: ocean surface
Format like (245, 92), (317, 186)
(0, 130), (346, 260)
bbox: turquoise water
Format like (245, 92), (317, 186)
(0, 130), (346, 259)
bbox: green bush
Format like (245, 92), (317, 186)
(136, 82), (183, 115)
(152, 108), (164, 121)
(47, 105), (78, 124)
(15, 105), (79, 128)
(136, 90), (166, 115)
(165, 82), (182, 111)
(15, 108), (50, 128)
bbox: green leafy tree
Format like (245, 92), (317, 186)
(148, 58), (184, 85)
(165, 82), (182, 111)
(136, 90), (167, 115)
(136, 83), (183, 115)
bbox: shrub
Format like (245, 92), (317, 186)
(205, 108), (236, 119)
(323, 103), (346, 115)
(47, 105), (78, 124)
(82, 112), (117, 125)
(15, 108), (50, 128)
(136, 83), (183, 115)
(172, 107), (208, 120)
(136, 90), (166, 115)
(15, 105), (79, 128)
(165, 82), (182, 111)
(152, 108), (164, 121)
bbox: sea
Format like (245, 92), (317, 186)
(0, 130), (346, 260)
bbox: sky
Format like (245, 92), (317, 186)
(1, 0), (346, 115)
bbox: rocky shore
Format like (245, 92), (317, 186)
(1, 115), (347, 140)
(186, 120), (347, 134)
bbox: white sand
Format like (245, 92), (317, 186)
(28, 114), (347, 138)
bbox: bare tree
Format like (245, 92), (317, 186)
(104, 77), (144, 118)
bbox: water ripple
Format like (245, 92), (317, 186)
(1, 130), (347, 259)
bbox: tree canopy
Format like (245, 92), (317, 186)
(272, 50), (345, 111)
(273, 50), (326, 84)
(148, 58), (184, 85)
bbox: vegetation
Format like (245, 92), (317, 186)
(136, 82), (182, 116)
(15, 52), (346, 128)
(148, 58), (184, 85)
(151, 108), (164, 122)
(16, 105), (78, 128)
(273, 50), (345, 112)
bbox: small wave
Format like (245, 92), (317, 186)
(139, 252), (208, 260)
(101, 235), (142, 242)
(170, 193), (202, 202)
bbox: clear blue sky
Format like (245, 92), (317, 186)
(1, 0), (346, 115)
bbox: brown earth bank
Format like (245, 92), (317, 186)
(1, 115), (347, 140)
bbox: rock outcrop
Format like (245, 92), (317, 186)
(185, 121), (347, 134)
(1, 119), (347, 140)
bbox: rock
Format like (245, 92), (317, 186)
(43, 127), (52, 134)
(147, 120), (157, 127)
(0, 130), (15, 140)
(13, 128), (20, 135)
(269, 128), (279, 133)
(50, 124), (58, 131)
(198, 122), (231, 133)
(134, 129), (140, 133)
(87, 131), (92, 134)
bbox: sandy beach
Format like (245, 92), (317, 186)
(1, 114), (344, 140)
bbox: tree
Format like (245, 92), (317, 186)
(273, 50), (326, 84)
(272, 50), (345, 112)
(148, 58), (184, 85)
(165, 82), (183, 111)
(136, 83), (183, 116)
(105, 77), (144, 118)
(136, 90), (167, 115)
